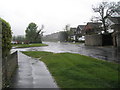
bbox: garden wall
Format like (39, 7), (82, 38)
(85, 34), (102, 46)
(85, 34), (113, 46)
(2, 51), (18, 87)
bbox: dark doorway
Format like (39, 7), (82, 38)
(102, 34), (113, 46)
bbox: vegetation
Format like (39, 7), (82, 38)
(92, 1), (120, 33)
(0, 18), (12, 58)
(63, 24), (71, 42)
(12, 43), (48, 48)
(25, 22), (44, 43)
(58, 31), (68, 42)
(60, 24), (76, 42)
(22, 51), (120, 88)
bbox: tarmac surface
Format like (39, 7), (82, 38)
(12, 42), (120, 63)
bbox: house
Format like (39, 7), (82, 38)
(84, 22), (102, 35)
(107, 17), (120, 48)
(76, 25), (85, 36)
(84, 22), (113, 46)
(72, 25), (85, 42)
(68, 26), (86, 42)
(68, 27), (76, 41)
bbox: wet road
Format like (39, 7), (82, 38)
(12, 42), (120, 63)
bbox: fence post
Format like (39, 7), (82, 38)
(0, 19), (2, 90)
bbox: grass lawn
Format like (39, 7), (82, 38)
(22, 51), (120, 88)
(12, 43), (48, 48)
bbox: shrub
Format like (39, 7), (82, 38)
(0, 18), (12, 58)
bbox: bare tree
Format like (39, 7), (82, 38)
(92, 1), (120, 33)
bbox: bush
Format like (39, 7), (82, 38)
(0, 18), (12, 58)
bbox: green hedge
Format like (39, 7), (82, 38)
(0, 18), (12, 58)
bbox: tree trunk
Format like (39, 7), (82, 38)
(102, 18), (107, 33)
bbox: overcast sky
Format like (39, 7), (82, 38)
(0, 0), (119, 36)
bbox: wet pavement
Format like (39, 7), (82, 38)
(12, 42), (120, 63)
(11, 52), (58, 88)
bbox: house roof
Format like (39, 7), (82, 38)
(87, 22), (102, 27)
(116, 7), (120, 15)
(84, 22), (102, 30)
(108, 17), (120, 24)
(77, 25), (85, 30)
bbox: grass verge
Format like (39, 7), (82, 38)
(12, 43), (48, 48)
(22, 51), (120, 88)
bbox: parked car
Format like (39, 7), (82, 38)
(78, 36), (85, 41)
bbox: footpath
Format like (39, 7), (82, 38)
(11, 52), (58, 88)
